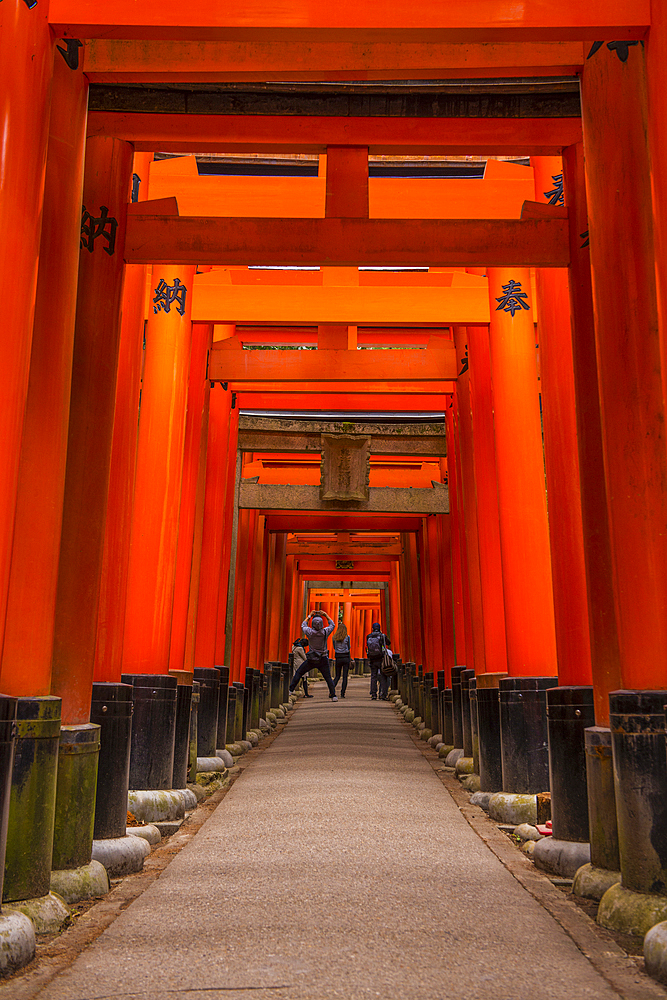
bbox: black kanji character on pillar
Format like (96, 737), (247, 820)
(544, 173), (564, 206)
(495, 279), (530, 318)
(587, 40), (641, 63)
(80, 205), (118, 255)
(458, 346), (469, 376)
(153, 278), (188, 317)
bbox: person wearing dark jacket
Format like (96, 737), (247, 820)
(366, 622), (389, 700)
(289, 611), (338, 701)
(332, 622), (351, 698)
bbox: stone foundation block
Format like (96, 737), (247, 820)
(572, 863), (621, 901)
(533, 838), (591, 878)
(470, 791), (493, 812)
(644, 921), (667, 983)
(598, 882), (667, 938)
(420, 729), (433, 741)
(460, 774), (481, 792)
(0, 911), (35, 975)
(50, 860), (109, 903)
(128, 789), (185, 824)
(428, 734), (443, 747)
(4, 892), (70, 935)
(216, 749), (235, 768)
(488, 792), (537, 826)
(126, 824), (161, 846)
(445, 748), (464, 768)
(92, 835), (150, 876)
(455, 756), (474, 776)
(439, 744), (455, 759)
(197, 756), (227, 773)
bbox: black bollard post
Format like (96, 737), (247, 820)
(233, 682), (245, 741)
(169, 671), (193, 789)
(121, 674), (177, 790)
(461, 668), (475, 757)
(423, 672), (433, 730)
(242, 686), (249, 741)
(451, 665), (466, 749)
(437, 670), (446, 737)
(430, 686), (440, 738)
(188, 682), (200, 783)
(476, 674), (507, 793)
(4, 696), (61, 902)
(469, 678), (479, 773)
(609, 690), (667, 894)
(90, 683), (133, 839)
(281, 662), (290, 704)
(584, 727), (620, 873)
(0, 695), (17, 906)
(417, 665), (424, 720)
(546, 686), (595, 841)
(499, 676), (558, 794)
(217, 666), (230, 750)
(52, 724), (101, 872)
(443, 688), (454, 746)
(193, 667), (220, 758)
(226, 686), (237, 744)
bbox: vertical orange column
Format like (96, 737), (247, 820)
(437, 514), (456, 679)
(94, 151), (152, 683)
(230, 508), (250, 681)
(581, 43), (667, 691)
(51, 137), (133, 724)
(168, 323), (212, 672)
(445, 400), (470, 665)
(193, 385), (232, 668)
(405, 534), (424, 664)
(487, 267), (558, 676)
(562, 142), (621, 725)
(452, 326), (486, 673)
(215, 404), (239, 666)
(532, 156), (592, 687)
(389, 564), (401, 656)
(646, 13), (667, 408)
(122, 264), (196, 674)
(425, 516), (445, 669)
(280, 554), (296, 659)
(0, 2), (53, 660)
(183, 389), (210, 672)
(465, 326), (507, 675)
(0, 52), (87, 697)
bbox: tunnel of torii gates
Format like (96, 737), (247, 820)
(2, 0), (667, 893)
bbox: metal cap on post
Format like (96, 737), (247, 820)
(499, 676), (558, 794)
(90, 683), (134, 840)
(121, 674), (177, 791)
(193, 667), (220, 758)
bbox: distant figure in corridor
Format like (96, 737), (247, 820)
(366, 622), (389, 701)
(291, 637), (313, 697)
(289, 611), (338, 701)
(332, 621), (351, 698)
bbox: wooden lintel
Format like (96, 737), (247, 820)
(211, 347), (457, 384)
(266, 515), (423, 531)
(86, 111), (582, 155)
(239, 481), (449, 513)
(49, 1), (649, 42)
(125, 216), (569, 267)
(82, 40), (586, 83)
(238, 417), (446, 456)
(286, 541), (402, 556)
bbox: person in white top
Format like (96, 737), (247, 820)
(289, 611), (338, 701)
(332, 622), (351, 698)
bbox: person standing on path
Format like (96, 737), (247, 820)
(332, 621), (351, 698)
(366, 622), (390, 700)
(290, 611), (338, 701)
(291, 637), (313, 697)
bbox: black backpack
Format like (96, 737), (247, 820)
(367, 632), (384, 658)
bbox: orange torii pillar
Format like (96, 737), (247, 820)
(95, 152), (152, 683)
(51, 137), (134, 723)
(122, 264), (196, 674)
(465, 325), (507, 674)
(452, 326), (487, 673)
(265, 533), (286, 661)
(193, 385), (233, 671)
(230, 508), (253, 682)
(646, 12), (667, 401)
(214, 402), (239, 668)
(0, 53), (87, 699)
(247, 516), (268, 671)
(280, 554), (297, 658)
(436, 513), (456, 678)
(581, 45), (667, 695)
(168, 323), (212, 672)
(0, 3), (53, 661)
(444, 401), (470, 666)
(388, 565), (401, 656)
(486, 268), (558, 676)
(532, 157), (592, 687)
(562, 142), (621, 725)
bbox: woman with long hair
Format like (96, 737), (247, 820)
(332, 620), (351, 699)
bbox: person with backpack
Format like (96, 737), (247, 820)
(289, 611), (338, 701)
(366, 622), (390, 701)
(332, 621), (351, 698)
(291, 637), (313, 697)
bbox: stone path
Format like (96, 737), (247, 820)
(24, 678), (639, 1000)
